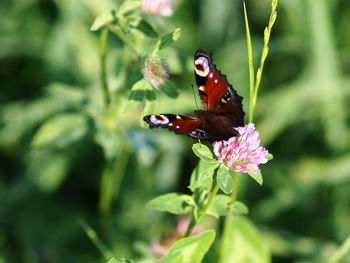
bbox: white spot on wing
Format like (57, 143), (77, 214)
(209, 73), (213, 78)
(150, 114), (169, 125)
(214, 79), (218, 84)
(176, 125), (180, 129)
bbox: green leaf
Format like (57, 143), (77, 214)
(232, 201), (249, 215)
(207, 195), (249, 218)
(158, 80), (179, 98)
(134, 19), (158, 38)
(189, 163), (219, 192)
(218, 216), (270, 263)
(155, 28), (182, 51)
(207, 194), (230, 218)
(266, 153), (273, 161)
(107, 258), (134, 263)
(31, 113), (87, 149)
(155, 230), (215, 263)
(90, 10), (118, 31)
(146, 193), (194, 215)
(129, 79), (156, 102)
(217, 165), (234, 194)
(192, 143), (216, 163)
(117, 0), (141, 16)
(248, 172), (263, 185)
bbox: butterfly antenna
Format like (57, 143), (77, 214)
(191, 84), (199, 110)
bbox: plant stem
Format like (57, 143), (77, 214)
(185, 180), (220, 237)
(243, 2), (255, 123)
(79, 219), (114, 261)
(219, 172), (242, 259)
(244, 0), (278, 122)
(99, 27), (110, 108)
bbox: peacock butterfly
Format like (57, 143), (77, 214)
(143, 50), (245, 142)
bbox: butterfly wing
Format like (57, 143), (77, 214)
(143, 114), (211, 140)
(194, 50), (245, 126)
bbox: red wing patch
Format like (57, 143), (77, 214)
(143, 114), (209, 140)
(194, 50), (244, 126)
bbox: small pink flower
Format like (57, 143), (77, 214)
(151, 218), (202, 258)
(142, 57), (170, 87)
(213, 123), (268, 175)
(140, 0), (175, 16)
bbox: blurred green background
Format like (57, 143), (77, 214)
(1, 0), (350, 262)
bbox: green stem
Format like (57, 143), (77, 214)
(243, 2), (255, 123)
(99, 143), (130, 215)
(219, 172), (242, 260)
(245, 0), (278, 122)
(79, 219), (114, 261)
(99, 27), (110, 108)
(185, 180), (220, 237)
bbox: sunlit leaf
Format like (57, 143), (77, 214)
(90, 10), (118, 31)
(189, 163), (219, 192)
(217, 165), (234, 194)
(219, 216), (270, 263)
(248, 172), (263, 185)
(267, 153), (273, 161)
(207, 194), (248, 218)
(146, 193), (194, 214)
(117, 0), (141, 16)
(155, 230), (215, 263)
(155, 28), (181, 51)
(192, 143), (216, 163)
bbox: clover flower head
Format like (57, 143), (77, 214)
(140, 0), (175, 17)
(213, 123), (268, 175)
(151, 218), (202, 258)
(142, 57), (170, 87)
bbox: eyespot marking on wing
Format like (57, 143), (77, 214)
(194, 56), (210, 77)
(150, 114), (169, 125)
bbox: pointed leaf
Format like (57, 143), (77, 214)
(155, 28), (181, 51)
(91, 10), (118, 31)
(155, 230), (215, 263)
(118, 0), (141, 16)
(146, 193), (194, 215)
(248, 172), (263, 185)
(266, 153), (273, 161)
(134, 19), (158, 38)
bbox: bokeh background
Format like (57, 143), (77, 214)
(1, 0), (350, 262)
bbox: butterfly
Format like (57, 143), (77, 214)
(143, 50), (245, 142)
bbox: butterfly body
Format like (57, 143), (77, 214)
(143, 50), (245, 142)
